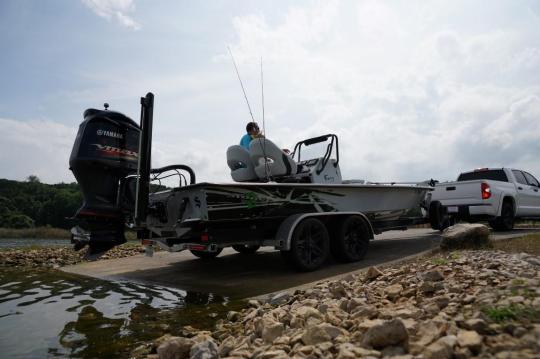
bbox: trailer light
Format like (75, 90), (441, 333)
(481, 182), (491, 199)
(201, 232), (209, 242)
(141, 239), (154, 245)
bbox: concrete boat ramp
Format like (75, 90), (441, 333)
(61, 228), (536, 299)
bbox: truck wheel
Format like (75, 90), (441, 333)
(331, 215), (370, 262)
(190, 248), (223, 259)
(489, 202), (515, 231)
(429, 201), (450, 231)
(281, 217), (330, 271)
(232, 245), (260, 254)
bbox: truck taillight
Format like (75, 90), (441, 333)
(481, 182), (491, 199)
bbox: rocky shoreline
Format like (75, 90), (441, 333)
(134, 248), (540, 358)
(0, 243), (146, 268)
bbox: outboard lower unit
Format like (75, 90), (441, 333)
(69, 105), (141, 254)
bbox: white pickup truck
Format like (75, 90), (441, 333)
(426, 168), (540, 231)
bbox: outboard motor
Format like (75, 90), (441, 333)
(69, 105), (140, 255)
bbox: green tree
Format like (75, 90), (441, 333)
(27, 175), (40, 183)
(4, 213), (34, 228)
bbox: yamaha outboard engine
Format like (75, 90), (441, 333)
(69, 105), (140, 255)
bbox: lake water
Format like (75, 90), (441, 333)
(0, 267), (242, 358)
(0, 238), (71, 248)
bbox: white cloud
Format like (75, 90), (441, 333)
(14, 1), (540, 186)
(0, 118), (77, 183)
(81, 0), (140, 30)
(218, 1), (540, 182)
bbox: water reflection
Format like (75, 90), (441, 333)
(0, 268), (242, 358)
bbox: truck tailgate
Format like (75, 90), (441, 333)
(432, 180), (485, 205)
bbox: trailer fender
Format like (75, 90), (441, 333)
(275, 212), (374, 250)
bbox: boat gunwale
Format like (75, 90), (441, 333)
(151, 181), (433, 196)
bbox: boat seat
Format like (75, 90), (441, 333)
(226, 145), (258, 182)
(250, 138), (297, 179)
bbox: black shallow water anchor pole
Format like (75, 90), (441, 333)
(135, 92), (154, 227)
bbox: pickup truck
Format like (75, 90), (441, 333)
(426, 168), (540, 231)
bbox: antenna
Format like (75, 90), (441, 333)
(260, 57), (265, 133)
(227, 46), (256, 122)
(260, 57), (270, 180)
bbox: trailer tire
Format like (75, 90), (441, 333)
(331, 215), (370, 262)
(281, 217), (330, 272)
(429, 201), (450, 231)
(489, 201), (515, 231)
(190, 248), (223, 259)
(232, 245), (260, 254)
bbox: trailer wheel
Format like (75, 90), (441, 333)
(429, 201), (450, 231)
(190, 248), (223, 259)
(232, 245), (260, 254)
(489, 201), (515, 231)
(281, 217), (330, 272)
(331, 215), (370, 262)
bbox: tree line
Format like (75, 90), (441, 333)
(0, 176), (82, 229)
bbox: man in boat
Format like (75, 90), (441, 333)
(240, 122), (264, 150)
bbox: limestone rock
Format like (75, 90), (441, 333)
(301, 325), (332, 345)
(262, 320), (284, 343)
(157, 337), (195, 359)
(423, 338), (453, 359)
(361, 319), (409, 349)
(268, 292), (291, 306)
(457, 330), (483, 353)
(385, 284), (404, 300)
(189, 339), (218, 359)
(217, 336), (235, 357)
(440, 223), (491, 250)
(423, 270), (444, 282)
(365, 266), (383, 281)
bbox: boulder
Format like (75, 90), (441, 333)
(258, 349), (289, 359)
(157, 337), (195, 359)
(440, 223), (491, 250)
(365, 266), (383, 281)
(385, 284), (404, 300)
(267, 291), (291, 306)
(337, 343), (381, 359)
(189, 339), (218, 359)
(423, 338), (453, 359)
(301, 325), (332, 345)
(262, 320), (285, 343)
(361, 319), (409, 349)
(226, 311), (240, 322)
(217, 336), (235, 357)
(294, 306), (323, 320)
(457, 330), (483, 353)
(422, 270), (444, 282)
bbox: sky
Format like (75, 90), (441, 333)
(0, 0), (539, 184)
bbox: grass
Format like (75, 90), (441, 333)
(483, 305), (540, 323)
(0, 227), (139, 241)
(431, 257), (448, 265)
(492, 234), (540, 255)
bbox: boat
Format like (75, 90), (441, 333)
(69, 92), (431, 271)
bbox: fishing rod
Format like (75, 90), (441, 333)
(227, 46), (256, 122)
(227, 47), (271, 181)
(260, 56), (270, 179)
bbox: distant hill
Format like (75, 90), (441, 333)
(0, 177), (81, 229)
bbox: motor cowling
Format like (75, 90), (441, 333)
(69, 108), (140, 254)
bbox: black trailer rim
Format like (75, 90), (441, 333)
(343, 218), (369, 258)
(295, 219), (328, 267)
